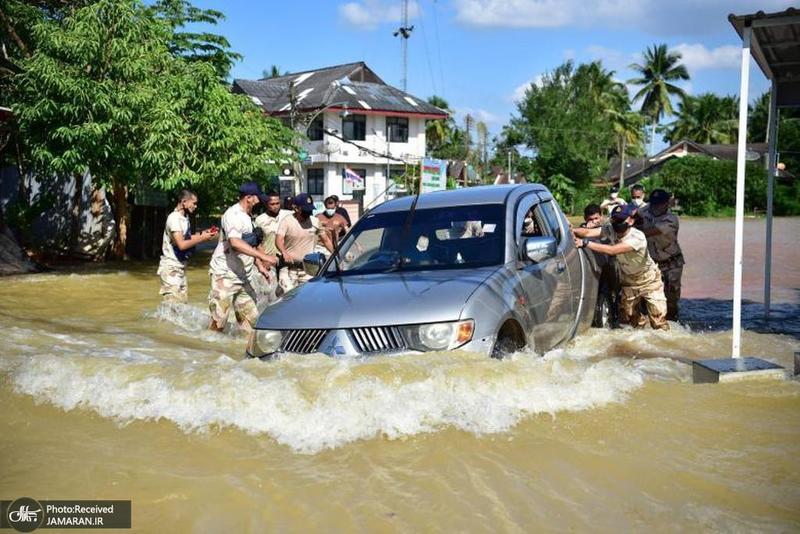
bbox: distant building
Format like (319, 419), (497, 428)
(601, 139), (792, 187)
(233, 62), (448, 206)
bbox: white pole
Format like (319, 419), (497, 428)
(764, 80), (778, 318)
(508, 150), (512, 182)
(732, 26), (752, 359)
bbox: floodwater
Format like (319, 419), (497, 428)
(1, 218), (798, 532)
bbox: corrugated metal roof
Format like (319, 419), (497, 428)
(233, 62), (448, 117)
(729, 8), (800, 107)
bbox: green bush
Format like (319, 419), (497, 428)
(640, 156), (796, 216)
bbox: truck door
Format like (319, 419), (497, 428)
(514, 196), (574, 352)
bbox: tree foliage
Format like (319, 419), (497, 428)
(149, 0), (241, 80)
(641, 156), (799, 216)
(663, 93), (738, 144)
(10, 0), (296, 256)
(505, 60), (642, 202)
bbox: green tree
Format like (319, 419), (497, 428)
(11, 0), (295, 257)
(628, 43), (690, 153)
(506, 60), (638, 204)
(749, 90), (800, 176)
(663, 93), (738, 144)
(149, 0), (242, 80)
(261, 64), (285, 79)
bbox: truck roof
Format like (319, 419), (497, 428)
(370, 184), (549, 213)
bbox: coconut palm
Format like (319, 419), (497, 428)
(628, 43), (690, 154)
(425, 95), (454, 155)
(664, 93), (738, 144)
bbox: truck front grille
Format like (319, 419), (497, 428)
(349, 326), (407, 354)
(280, 329), (329, 354)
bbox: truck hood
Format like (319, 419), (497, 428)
(256, 266), (500, 330)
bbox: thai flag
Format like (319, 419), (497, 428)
(344, 167), (363, 185)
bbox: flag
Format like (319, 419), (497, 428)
(343, 167), (364, 187)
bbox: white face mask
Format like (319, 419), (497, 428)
(611, 192), (619, 199)
(325, 208), (335, 216)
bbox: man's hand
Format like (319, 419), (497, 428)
(201, 228), (219, 241)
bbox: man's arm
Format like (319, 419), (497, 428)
(171, 229), (216, 250)
(572, 226), (602, 239)
(229, 237), (276, 267)
(578, 238), (633, 256)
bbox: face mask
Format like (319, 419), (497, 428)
(612, 221), (629, 234)
(611, 193), (618, 199)
(632, 198), (644, 206)
(325, 208), (335, 216)
(524, 217), (533, 225)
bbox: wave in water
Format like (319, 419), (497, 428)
(4, 324), (697, 454)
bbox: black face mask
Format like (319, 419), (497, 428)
(611, 221), (630, 234)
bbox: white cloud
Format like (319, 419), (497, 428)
(511, 75), (543, 102)
(339, 0), (420, 31)
(673, 43), (740, 70)
(585, 45), (637, 73)
(453, 0), (796, 35)
(455, 107), (504, 127)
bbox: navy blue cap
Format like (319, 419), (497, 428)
(239, 181), (268, 204)
(649, 189), (671, 205)
(610, 203), (637, 223)
(293, 193), (315, 213)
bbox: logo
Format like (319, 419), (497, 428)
(7, 498), (44, 532)
(321, 332), (348, 356)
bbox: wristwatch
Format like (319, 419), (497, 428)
(582, 238), (590, 249)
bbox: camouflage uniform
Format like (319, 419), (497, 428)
(279, 265), (312, 293)
(157, 210), (190, 303)
(639, 206), (684, 321)
(208, 274), (259, 329)
(614, 227), (668, 330)
(158, 265), (188, 303)
(208, 203), (260, 330)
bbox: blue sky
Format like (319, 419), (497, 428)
(191, 0), (793, 144)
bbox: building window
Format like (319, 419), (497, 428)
(307, 115), (323, 141)
(386, 117), (409, 143)
(307, 168), (324, 196)
(342, 168), (366, 195)
(342, 114), (366, 141)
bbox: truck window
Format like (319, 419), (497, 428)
(538, 201), (563, 244)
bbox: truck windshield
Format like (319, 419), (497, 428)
(325, 204), (506, 276)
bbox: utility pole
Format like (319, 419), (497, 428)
(507, 150), (512, 182)
(393, 0), (414, 91)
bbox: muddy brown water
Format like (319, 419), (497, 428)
(1, 217), (798, 531)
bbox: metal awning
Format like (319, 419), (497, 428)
(727, 8), (800, 358)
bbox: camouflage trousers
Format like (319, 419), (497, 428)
(278, 265), (312, 293)
(157, 265), (188, 304)
(250, 267), (280, 311)
(619, 275), (669, 331)
(659, 265), (683, 322)
(208, 274), (259, 331)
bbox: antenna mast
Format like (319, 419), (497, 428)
(393, 0), (414, 91)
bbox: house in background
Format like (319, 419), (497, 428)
(233, 62), (448, 207)
(601, 139), (793, 188)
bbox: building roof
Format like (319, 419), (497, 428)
(601, 139), (773, 186)
(233, 61), (448, 118)
(729, 8), (800, 107)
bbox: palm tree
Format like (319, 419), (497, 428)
(425, 95), (454, 156)
(261, 64), (284, 79)
(664, 93), (738, 144)
(628, 43), (690, 154)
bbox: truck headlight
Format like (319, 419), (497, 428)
(401, 320), (474, 351)
(247, 329), (284, 358)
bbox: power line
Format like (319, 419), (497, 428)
(431, 0), (446, 98)
(416, 3), (438, 97)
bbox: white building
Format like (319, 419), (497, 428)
(233, 62), (448, 207)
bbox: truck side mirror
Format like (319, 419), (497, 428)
(522, 236), (557, 263)
(303, 252), (327, 277)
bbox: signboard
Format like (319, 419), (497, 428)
(421, 158), (447, 193)
(298, 149), (311, 162)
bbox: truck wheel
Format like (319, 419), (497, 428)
(592, 292), (612, 329)
(491, 321), (526, 359)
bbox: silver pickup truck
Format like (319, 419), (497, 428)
(246, 184), (601, 359)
